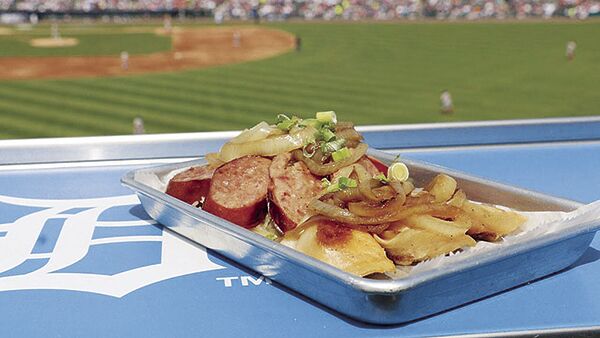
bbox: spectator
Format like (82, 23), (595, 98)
(1, 0), (598, 20)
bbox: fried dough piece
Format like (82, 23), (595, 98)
(293, 221), (395, 276)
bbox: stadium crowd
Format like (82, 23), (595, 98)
(0, 0), (598, 20)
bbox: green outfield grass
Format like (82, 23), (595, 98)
(0, 21), (598, 138)
(0, 27), (172, 57)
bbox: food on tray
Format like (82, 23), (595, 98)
(166, 165), (215, 205)
(291, 219), (395, 277)
(203, 156), (272, 228)
(268, 152), (322, 232)
(166, 112), (527, 277)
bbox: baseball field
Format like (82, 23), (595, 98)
(0, 20), (598, 139)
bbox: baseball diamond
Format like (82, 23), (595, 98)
(0, 20), (598, 138)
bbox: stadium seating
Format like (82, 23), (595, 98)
(0, 0), (598, 20)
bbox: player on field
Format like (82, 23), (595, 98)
(133, 116), (145, 134)
(566, 41), (577, 61)
(440, 90), (454, 114)
(233, 31), (241, 48)
(121, 51), (129, 71)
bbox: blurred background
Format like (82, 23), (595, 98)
(0, 0), (598, 138)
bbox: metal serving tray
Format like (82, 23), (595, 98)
(121, 149), (600, 324)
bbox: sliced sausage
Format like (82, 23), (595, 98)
(203, 156), (271, 228)
(166, 165), (215, 205)
(269, 153), (322, 232)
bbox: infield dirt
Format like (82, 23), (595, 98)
(0, 27), (295, 80)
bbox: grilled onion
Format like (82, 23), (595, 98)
(331, 187), (364, 202)
(205, 152), (225, 167)
(219, 125), (317, 163)
(287, 215), (389, 238)
(308, 199), (452, 225)
(351, 164), (397, 202)
(230, 121), (282, 144)
(353, 163), (379, 201)
(293, 143), (368, 176)
(347, 193), (406, 217)
(335, 121), (355, 131)
(335, 128), (363, 143)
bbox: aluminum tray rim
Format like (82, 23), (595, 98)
(121, 149), (595, 295)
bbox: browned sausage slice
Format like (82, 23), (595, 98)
(269, 153), (322, 232)
(166, 165), (215, 205)
(203, 156), (272, 228)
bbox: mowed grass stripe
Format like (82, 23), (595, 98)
(47, 79), (248, 132)
(82, 77), (284, 127)
(121, 73), (393, 119)
(172, 67), (417, 113)
(32, 80), (233, 132)
(0, 95), (118, 137)
(0, 101), (86, 137)
(0, 87), (109, 134)
(166, 70), (404, 112)
(9, 80), (197, 132)
(0, 84), (131, 135)
(175, 69), (441, 123)
(237, 54), (480, 99)
(229, 62), (432, 94)
(72, 78), (258, 130)
(189, 68), (435, 117)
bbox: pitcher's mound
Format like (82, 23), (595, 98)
(30, 38), (79, 48)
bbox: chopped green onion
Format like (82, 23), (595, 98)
(321, 177), (356, 193)
(321, 138), (346, 154)
(277, 116), (300, 131)
(387, 162), (410, 182)
(374, 173), (389, 183)
(338, 176), (357, 189)
(331, 147), (352, 162)
(299, 118), (321, 129)
(320, 128), (336, 142)
(277, 114), (290, 122)
(323, 184), (340, 194)
(316, 111), (337, 124)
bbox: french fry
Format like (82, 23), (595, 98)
(428, 205), (462, 220)
(453, 211), (501, 241)
(447, 189), (467, 208)
(426, 174), (457, 203)
(460, 200), (526, 239)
